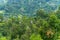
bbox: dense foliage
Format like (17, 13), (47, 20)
(0, 9), (60, 40)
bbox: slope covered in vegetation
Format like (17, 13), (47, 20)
(0, 8), (60, 40)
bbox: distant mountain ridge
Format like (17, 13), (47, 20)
(0, 0), (60, 16)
